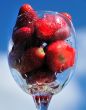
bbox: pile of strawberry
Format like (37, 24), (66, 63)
(8, 4), (75, 84)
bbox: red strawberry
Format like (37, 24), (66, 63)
(18, 4), (34, 15)
(12, 27), (33, 44)
(35, 18), (56, 41)
(8, 44), (23, 70)
(19, 47), (45, 74)
(18, 4), (37, 19)
(54, 24), (70, 40)
(15, 4), (37, 29)
(35, 14), (70, 41)
(15, 13), (35, 29)
(61, 12), (72, 20)
(46, 41), (75, 73)
(49, 14), (70, 40)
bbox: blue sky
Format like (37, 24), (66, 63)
(0, 0), (86, 52)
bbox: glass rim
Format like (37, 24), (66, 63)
(17, 10), (73, 28)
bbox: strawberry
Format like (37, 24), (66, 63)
(12, 27), (33, 44)
(18, 4), (34, 15)
(54, 24), (70, 40)
(19, 47), (45, 74)
(46, 41), (75, 73)
(8, 44), (23, 70)
(35, 18), (56, 41)
(49, 14), (70, 40)
(23, 69), (56, 84)
(8, 40), (37, 71)
(35, 14), (70, 41)
(61, 12), (72, 20)
(15, 4), (37, 29)
(18, 4), (37, 19)
(15, 13), (35, 29)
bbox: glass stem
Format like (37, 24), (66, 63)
(33, 94), (52, 110)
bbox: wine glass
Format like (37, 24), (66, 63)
(8, 11), (77, 110)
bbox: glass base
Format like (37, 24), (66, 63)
(33, 94), (52, 110)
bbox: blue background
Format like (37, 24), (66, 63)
(0, 0), (86, 110)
